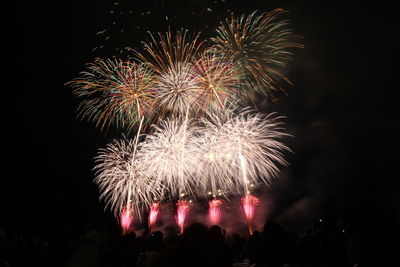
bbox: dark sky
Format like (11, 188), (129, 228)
(10, 0), (399, 236)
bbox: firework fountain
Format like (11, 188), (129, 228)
(208, 199), (223, 226)
(176, 200), (191, 234)
(120, 203), (134, 235)
(241, 194), (260, 235)
(148, 201), (160, 231)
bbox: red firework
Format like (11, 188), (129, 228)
(120, 204), (134, 235)
(148, 202), (160, 230)
(175, 200), (190, 234)
(208, 199), (223, 226)
(241, 195), (260, 235)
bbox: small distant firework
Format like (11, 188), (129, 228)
(120, 203), (134, 235)
(200, 108), (291, 195)
(136, 29), (205, 117)
(241, 194), (260, 235)
(68, 58), (157, 132)
(148, 201), (160, 230)
(176, 200), (191, 234)
(212, 9), (303, 100)
(193, 50), (240, 115)
(208, 199), (223, 225)
(139, 119), (202, 197)
(94, 136), (161, 219)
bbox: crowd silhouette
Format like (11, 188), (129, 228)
(0, 217), (361, 267)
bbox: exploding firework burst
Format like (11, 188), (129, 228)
(155, 61), (200, 116)
(193, 50), (240, 115)
(197, 126), (236, 197)
(212, 9), (303, 100)
(200, 108), (291, 195)
(136, 29), (205, 117)
(94, 135), (161, 219)
(68, 58), (157, 132)
(139, 118), (202, 197)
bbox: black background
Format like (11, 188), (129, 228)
(11, 0), (399, 249)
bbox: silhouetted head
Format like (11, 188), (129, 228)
(264, 220), (284, 234)
(81, 224), (103, 244)
(183, 223), (208, 243)
(121, 231), (136, 246)
(153, 230), (163, 242)
(252, 230), (260, 238)
(208, 225), (223, 242)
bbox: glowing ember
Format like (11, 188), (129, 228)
(120, 204), (134, 235)
(208, 199), (223, 225)
(241, 195), (260, 235)
(148, 202), (160, 230)
(175, 200), (190, 234)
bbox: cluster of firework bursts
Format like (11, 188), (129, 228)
(68, 8), (302, 234)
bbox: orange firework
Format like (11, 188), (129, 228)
(193, 50), (241, 115)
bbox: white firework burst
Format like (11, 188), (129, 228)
(93, 136), (161, 219)
(155, 62), (200, 116)
(199, 108), (292, 195)
(139, 118), (203, 197)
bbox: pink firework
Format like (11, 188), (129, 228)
(175, 200), (190, 234)
(241, 195), (260, 235)
(208, 199), (223, 226)
(148, 202), (160, 230)
(120, 204), (134, 235)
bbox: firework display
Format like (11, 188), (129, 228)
(69, 5), (302, 234)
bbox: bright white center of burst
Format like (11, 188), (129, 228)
(205, 152), (215, 161)
(156, 62), (199, 112)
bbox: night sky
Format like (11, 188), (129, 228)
(11, 0), (399, 240)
